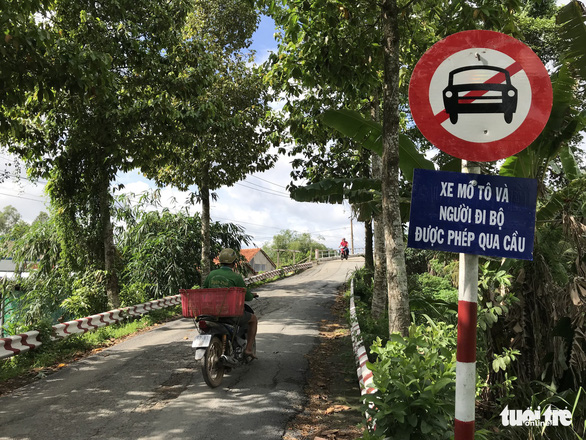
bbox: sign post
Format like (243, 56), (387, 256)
(408, 30), (552, 440)
(455, 161), (480, 439)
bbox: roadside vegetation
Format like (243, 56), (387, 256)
(350, 242), (586, 438)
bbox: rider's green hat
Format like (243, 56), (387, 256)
(218, 248), (238, 264)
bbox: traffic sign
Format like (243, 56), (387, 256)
(409, 30), (552, 162)
(407, 169), (538, 260)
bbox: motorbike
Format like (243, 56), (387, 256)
(340, 246), (349, 260)
(191, 304), (256, 388)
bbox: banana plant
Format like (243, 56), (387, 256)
(290, 109), (434, 221)
(500, 0), (586, 222)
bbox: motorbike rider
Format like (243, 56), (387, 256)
(203, 248), (258, 359)
(340, 238), (349, 257)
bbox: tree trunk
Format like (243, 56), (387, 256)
(372, 153), (387, 320)
(200, 165), (212, 281)
(100, 176), (120, 309)
(364, 217), (374, 278)
(370, 95), (387, 320)
(381, 0), (410, 336)
(361, 147), (374, 285)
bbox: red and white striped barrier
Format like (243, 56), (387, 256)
(52, 309), (126, 339)
(52, 295), (182, 338)
(2, 294), (183, 358)
(121, 295), (181, 317)
(0, 331), (42, 359)
(244, 262), (314, 284)
(349, 279), (377, 395)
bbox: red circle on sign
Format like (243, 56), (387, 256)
(409, 30), (552, 162)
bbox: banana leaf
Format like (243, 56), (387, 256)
(321, 109), (435, 181)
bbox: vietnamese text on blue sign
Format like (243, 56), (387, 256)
(407, 169), (538, 260)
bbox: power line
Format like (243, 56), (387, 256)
(234, 182), (291, 198)
(248, 174), (287, 189)
(0, 192), (46, 203)
(212, 216), (352, 242)
(240, 179), (291, 195)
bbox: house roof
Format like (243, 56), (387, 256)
(241, 248), (276, 268)
(240, 248), (260, 262)
(211, 248), (275, 274)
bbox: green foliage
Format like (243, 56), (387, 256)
(1, 196), (251, 333)
(557, 0), (586, 82)
(263, 229), (326, 267)
(362, 319), (457, 440)
(60, 270), (108, 318)
(494, 382), (586, 439)
(408, 273), (458, 326)
(492, 348), (520, 374)
(408, 257), (458, 325)
(0, 205), (23, 236)
(145, 0), (279, 194)
(2, 0), (216, 308)
(321, 109), (435, 180)
(116, 191), (251, 299)
(477, 261), (516, 332)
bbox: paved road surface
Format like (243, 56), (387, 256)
(0, 258), (363, 440)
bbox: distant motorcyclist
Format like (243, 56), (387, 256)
(340, 238), (349, 258)
(203, 248), (258, 359)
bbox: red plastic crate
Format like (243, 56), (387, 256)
(180, 288), (245, 318)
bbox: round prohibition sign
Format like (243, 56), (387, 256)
(409, 30), (552, 162)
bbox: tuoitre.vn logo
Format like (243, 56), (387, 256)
(500, 405), (572, 427)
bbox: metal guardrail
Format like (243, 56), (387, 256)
(0, 261), (316, 360)
(244, 261), (313, 284)
(349, 278), (377, 396)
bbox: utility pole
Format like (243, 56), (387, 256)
(350, 216), (355, 254)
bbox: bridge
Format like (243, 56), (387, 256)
(0, 257), (364, 440)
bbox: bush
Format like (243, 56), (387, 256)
(362, 318), (457, 440)
(60, 270), (109, 319)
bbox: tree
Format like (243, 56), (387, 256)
(259, 0), (529, 335)
(0, 0), (55, 120)
(116, 192), (252, 301)
(143, 0), (279, 280)
(0, 206), (23, 236)
(263, 229), (326, 266)
(1, 0), (213, 308)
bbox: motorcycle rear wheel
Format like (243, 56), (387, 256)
(202, 336), (225, 388)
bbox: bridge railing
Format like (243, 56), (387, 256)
(0, 261), (315, 360)
(316, 248), (365, 261)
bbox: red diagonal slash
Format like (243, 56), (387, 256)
(435, 61), (522, 124)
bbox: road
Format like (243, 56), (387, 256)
(0, 258), (363, 440)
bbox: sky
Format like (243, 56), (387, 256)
(0, 15), (364, 252)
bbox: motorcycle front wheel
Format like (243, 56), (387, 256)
(202, 336), (225, 388)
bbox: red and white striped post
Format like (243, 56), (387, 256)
(455, 161), (479, 439)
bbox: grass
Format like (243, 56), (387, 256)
(0, 307), (181, 389)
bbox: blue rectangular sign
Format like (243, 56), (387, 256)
(407, 169), (538, 260)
